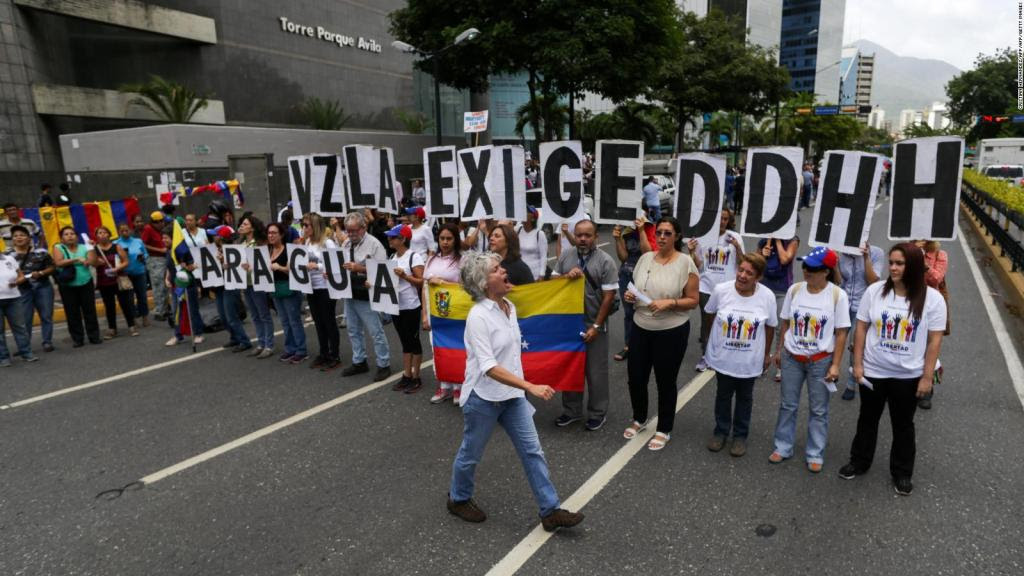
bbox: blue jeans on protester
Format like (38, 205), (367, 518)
(618, 270), (635, 347)
(450, 392), (561, 517)
(243, 287), (274, 350)
(1, 296), (32, 361)
(344, 298), (389, 368)
(127, 272), (149, 319)
(273, 292), (306, 356)
(215, 288), (250, 347)
(19, 282), (54, 347)
(714, 373), (756, 439)
(773, 353), (832, 464)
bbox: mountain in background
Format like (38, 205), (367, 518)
(851, 39), (961, 122)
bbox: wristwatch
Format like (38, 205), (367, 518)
(592, 323), (600, 330)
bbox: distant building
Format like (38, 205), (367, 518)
(898, 109), (919, 132)
(678, 0), (783, 52)
(924, 101), (951, 131)
(779, 0), (846, 103)
(868, 109), (886, 130)
(839, 46), (873, 121)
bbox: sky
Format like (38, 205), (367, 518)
(842, 0), (1016, 71)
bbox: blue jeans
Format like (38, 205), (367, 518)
(273, 292), (306, 356)
(215, 288), (250, 346)
(773, 353), (832, 464)
(618, 271), (635, 347)
(344, 298), (390, 367)
(0, 296), (32, 360)
(244, 287), (274, 349)
(714, 373), (756, 439)
(172, 284), (205, 339)
(20, 282), (54, 346)
(127, 272), (149, 319)
(450, 392), (561, 517)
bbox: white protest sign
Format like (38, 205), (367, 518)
(367, 259), (399, 315)
(491, 145), (527, 221)
(594, 140), (644, 226)
(250, 246), (274, 293)
(463, 110), (489, 133)
(423, 146), (459, 218)
(740, 146), (804, 239)
(343, 145), (379, 210)
(674, 153), (726, 251)
(458, 146), (496, 220)
(538, 140), (585, 226)
(194, 245), (223, 288)
(322, 248), (352, 300)
(888, 136), (965, 241)
(809, 151), (882, 255)
(222, 244), (247, 290)
(287, 243), (313, 295)
(376, 147), (399, 215)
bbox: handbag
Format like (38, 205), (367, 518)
(117, 274), (133, 291)
(56, 245), (77, 285)
(273, 279), (293, 298)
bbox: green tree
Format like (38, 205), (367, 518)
(392, 108), (434, 134)
(947, 48), (1023, 142)
(608, 101), (659, 143)
(514, 94), (568, 141)
(649, 9), (790, 151)
(119, 75), (210, 123)
(298, 97), (353, 130)
(389, 0), (681, 142)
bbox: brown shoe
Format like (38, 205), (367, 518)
(541, 508), (584, 532)
(447, 497), (486, 523)
(730, 437), (747, 457)
(707, 435), (726, 452)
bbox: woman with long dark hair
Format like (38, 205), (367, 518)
(422, 222), (464, 403)
(52, 225), (100, 346)
(268, 222), (307, 363)
(488, 223), (534, 286)
(239, 215), (275, 359)
(839, 243), (946, 496)
(92, 225), (137, 338)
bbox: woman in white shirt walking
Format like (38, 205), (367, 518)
(446, 252), (584, 532)
(838, 243), (946, 496)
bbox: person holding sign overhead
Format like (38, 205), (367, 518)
(837, 243), (883, 400)
(268, 222), (307, 364)
(340, 212), (392, 382)
(839, 243), (946, 496)
(769, 247), (850, 473)
(757, 236), (799, 382)
(385, 224), (426, 393)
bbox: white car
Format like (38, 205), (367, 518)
(982, 164), (1024, 186)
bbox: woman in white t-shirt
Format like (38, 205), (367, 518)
(839, 243), (945, 497)
(623, 216), (700, 451)
(688, 208), (743, 372)
(303, 213), (340, 370)
(517, 207), (548, 280)
(421, 222), (464, 404)
(386, 224), (426, 394)
(404, 206), (435, 258)
(769, 247), (850, 473)
(704, 252), (778, 457)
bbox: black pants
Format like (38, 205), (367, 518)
(392, 307), (423, 355)
(98, 283), (136, 330)
(307, 289), (339, 360)
(60, 281), (100, 344)
(849, 376), (919, 479)
(627, 322), (690, 434)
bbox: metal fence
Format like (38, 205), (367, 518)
(962, 181), (1024, 272)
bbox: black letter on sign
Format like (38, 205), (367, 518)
(252, 248), (273, 286)
(502, 148), (516, 217)
(599, 142), (642, 222)
(288, 157), (312, 216)
(223, 246), (244, 286)
(460, 148), (493, 218)
(543, 146), (582, 219)
(315, 155), (343, 214)
(199, 246), (222, 285)
(378, 149), (398, 213)
(323, 250), (349, 291)
(744, 153), (799, 235)
(427, 148), (456, 215)
(289, 246), (309, 285)
(814, 154), (877, 248)
(344, 147), (375, 207)
(675, 158), (720, 239)
(372, 265), (398, 306)
(890, 141), (962, 238)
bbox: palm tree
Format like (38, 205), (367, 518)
(298, 97), (354, 131)
(120, 75), (210, 123)
(610, 101), (659, 143)
(515, 94), (569, 142)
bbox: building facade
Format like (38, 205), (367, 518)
(779, 0), (845, 103)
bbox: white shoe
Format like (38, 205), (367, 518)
(695, 357), (708, 372)
(194, 335), (205, 344)
(165, 337), (180, 346)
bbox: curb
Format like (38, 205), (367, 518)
(961, 203), (1024, 315)
(33, 294), (156, 327)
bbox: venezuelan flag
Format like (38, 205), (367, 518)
(428, 277), (586, 392)
(170, 218), (188, 266)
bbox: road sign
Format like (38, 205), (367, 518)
(814, 106), (839, 116)
(1013, 115), (1024, 123)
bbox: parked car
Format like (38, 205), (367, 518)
(982, 164), (1024, 186)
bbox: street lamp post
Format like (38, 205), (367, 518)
(392, 28), (480, 147)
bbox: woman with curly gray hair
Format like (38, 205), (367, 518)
(446, 252), (584, 532)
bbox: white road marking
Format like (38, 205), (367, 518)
(486, 370), (715, 576)
(957, 223), (1024, 410)
(137, 360), (434, 485)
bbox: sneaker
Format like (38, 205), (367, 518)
(43, 343), (55, 352)
(894, 477), (913, 496)
(373, 366), (392, 382)
(555, 415), (581, 427)
(165, 337), (182, 347)
(768, 451), (786, 464)
(103, 329), (117, 340)
(289, 354), (308, 365)
(838, 463), (867, 480)
(917, 396), (932, 410)
(541, 508), (584, 532)
(341, 362), (369, 377)
(338, 316), (347, 329)
(256, 348), (274, 359)
(130, 326), (139, 337)
(707, 435), (726, 452)
(404, 378), (423, 394)
(585, 416), (607, 431)
(773, 370), (782, 383)
(807, 462), (823, 473)
(452, 387), (461, 404)
(446, 497), (486, 523)
(193, 335), (205, 344)
(22, 354), (39, 363)
(392, 376), (412, 391)
(841, 386), (856, 401)
(320, 359), (342, 372)
(309, 356), (327, 369)
(278, 353), (295, 363)
(430, 387), (452, 404)
(249, 347), (264, 357)
(0, 358), (11, 367)
(695, 357), (708, 372)
(729, 437), (747, 457)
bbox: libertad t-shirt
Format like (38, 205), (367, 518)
(705, 282), (779, 378)
(390, 250), (425, 310)
(698, 230), (743, 294)
(781, 282), (851, 356)
(857, 281), (947, 379)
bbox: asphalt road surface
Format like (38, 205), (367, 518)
(2, 200), (1023, 576)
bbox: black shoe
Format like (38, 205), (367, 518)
(917, 397), (932, 410)
(541, 508), (584, 532)
(585, 416), (607, 431)
(373, 366), (392, 382)
(72, 341), (84, 348)
(392, 375), (412, 391)
(894, 477), (913, 496)
(403, 377), (423, 394)
(341, 362), (369, 377)
(447, 497), (486, 523)
(89, 339), (102, 345)
(555, 415), (581, 427)
(43, 343), (55, 352)
(838, 463), (867, 480)
(233, 344), (252, 353)
(223, 341), (239, 349)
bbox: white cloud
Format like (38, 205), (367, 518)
(843, 0), (1015, 70)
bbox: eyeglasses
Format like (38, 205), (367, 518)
(654, 230), (674, 238)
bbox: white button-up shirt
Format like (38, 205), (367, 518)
(461, 297), (525, 406)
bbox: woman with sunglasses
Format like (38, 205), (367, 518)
(623, 216), (700, 451)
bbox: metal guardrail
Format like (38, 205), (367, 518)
(962, 183), (1024, 273)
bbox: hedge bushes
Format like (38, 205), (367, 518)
(963, 169), (1024, 217)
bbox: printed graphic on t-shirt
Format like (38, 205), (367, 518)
(875, 306), (920, 352)
(720, 310), (765, 350)
(791, 307), (830, 347)
(704, 246), (733, 271)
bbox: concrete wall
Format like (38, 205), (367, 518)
(13, 0), (217, 43)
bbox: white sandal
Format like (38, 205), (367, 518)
(647, 432), (670, 451)
(623, 420), (647, 439)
